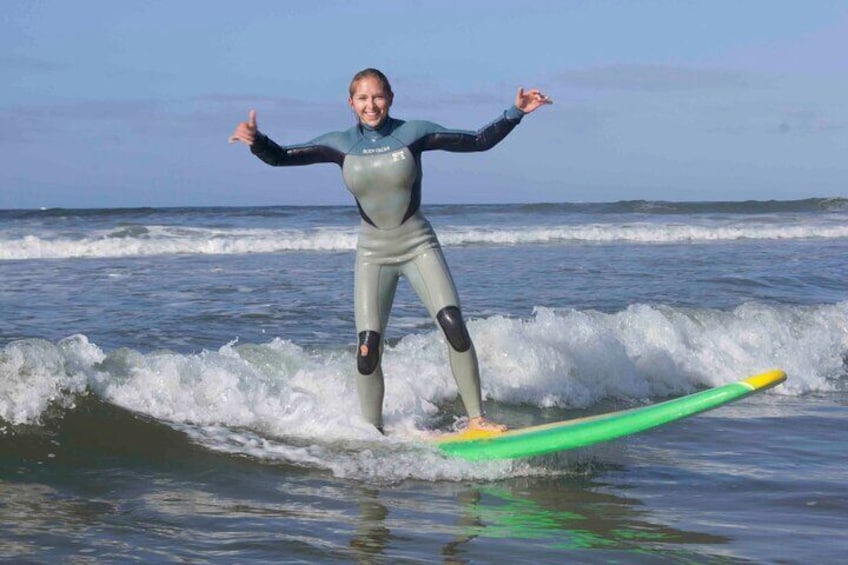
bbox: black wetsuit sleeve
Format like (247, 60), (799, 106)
(250, 133), (345, 167)
(413, 106), (525, 153)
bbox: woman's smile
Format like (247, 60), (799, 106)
(349, 76), (392, 128)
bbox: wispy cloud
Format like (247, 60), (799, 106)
(774, 107), (847, 134)
(0, 95), (350, 144)
(556, 64), (759, 92)
(0, 99), (164, 141)
(0, 54), (66, 73)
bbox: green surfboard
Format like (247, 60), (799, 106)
(438, 369), (786, 461)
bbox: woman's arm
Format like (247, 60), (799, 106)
(415, 87), (551, 153)
(229, 110), (344, 166)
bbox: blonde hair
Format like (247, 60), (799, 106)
(348, 68), (393, 99)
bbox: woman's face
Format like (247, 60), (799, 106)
(348, 76), (392, 128)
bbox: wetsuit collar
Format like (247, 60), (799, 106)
(359, 117), (394, 138)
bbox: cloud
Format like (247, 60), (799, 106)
(549, 66), (847, 137)
(9, 99), (160, 120)
(0, 54), (66, 73)
(555, 64), (758, 92)
(774, 107), (848, 134)
(196, 94), (351, 132)
(0, 99), (163, 142)
(0, 95), (350, 144)
(704, 103), (848, 136)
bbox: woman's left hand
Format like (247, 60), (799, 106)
(515, 88), (553, 114)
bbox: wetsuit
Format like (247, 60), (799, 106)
(251, 105), (525, 429)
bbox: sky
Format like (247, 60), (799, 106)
(1, 0), (847, 209)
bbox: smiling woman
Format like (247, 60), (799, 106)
(229, 68), (551, 435)
(348, 68), (393, 128)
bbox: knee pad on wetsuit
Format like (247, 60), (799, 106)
(357, 330), (382, 375)
(436, 306), (472, 352)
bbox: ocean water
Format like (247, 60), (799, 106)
(1, 198), (846, 563)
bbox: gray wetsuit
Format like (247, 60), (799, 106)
(250, 105), (525, 429)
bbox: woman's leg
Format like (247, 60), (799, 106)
(402, 248), (484, 419)
(353, 254), (399, 430)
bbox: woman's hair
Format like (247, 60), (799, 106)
(348, 68), (393, 99)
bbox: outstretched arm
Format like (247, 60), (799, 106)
(228, 110), (344, 167)
(416, 87), (552, 153)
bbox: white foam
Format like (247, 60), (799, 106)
(2, 220), (846, 260)
(0, 335), (102, 426)
(438, 222), (848, 246)
(0, 226), (359, 260)
(95, 339), (376, 441)
(2, 302), (845, 478)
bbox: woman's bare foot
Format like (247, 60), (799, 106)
(467, 416), (507, 433)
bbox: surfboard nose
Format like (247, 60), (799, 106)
(741, 369), (787, 391)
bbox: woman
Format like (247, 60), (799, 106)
(230, 68), (551, 434)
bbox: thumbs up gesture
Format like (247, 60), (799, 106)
(229, 110), (258, 146)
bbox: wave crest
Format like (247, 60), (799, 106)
(3, 301), (844, 479)
(2, 221), (846, 260)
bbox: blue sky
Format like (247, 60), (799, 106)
(2, 1), (846, 209)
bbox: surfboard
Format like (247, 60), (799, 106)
(437, 369), (786, 461)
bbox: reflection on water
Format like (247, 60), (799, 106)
(349, 487), (391, 563)
(471, 478), (728, 558)
(5, 393), (842, 563)
(1, 461), (733, 564)
(345, 474), (730, 564)
(2, 391), (808, 564)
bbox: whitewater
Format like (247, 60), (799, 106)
(2, 200), (847, 260)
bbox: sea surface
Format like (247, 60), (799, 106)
(1, 198), (847, 563)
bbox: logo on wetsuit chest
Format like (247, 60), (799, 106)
(361, 146), (391, 154)
(360, 147), (407, 163)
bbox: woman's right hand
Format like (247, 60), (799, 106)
(229, 110), (258, 146)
